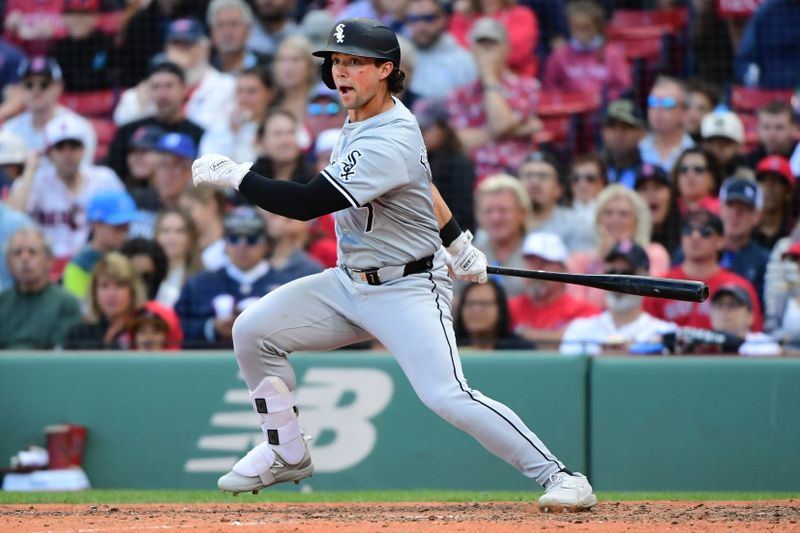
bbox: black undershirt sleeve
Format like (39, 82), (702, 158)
(237, 170), (353, 221)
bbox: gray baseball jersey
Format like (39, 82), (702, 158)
(320, 98), (440, 269)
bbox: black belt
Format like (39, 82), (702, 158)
(344, 255), (434, 286)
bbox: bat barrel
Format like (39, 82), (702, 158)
(486, 266), (709, 303)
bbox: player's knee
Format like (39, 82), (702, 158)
(418, 390), (467, 427)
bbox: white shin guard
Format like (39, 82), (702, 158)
(250, 376), (306, 465)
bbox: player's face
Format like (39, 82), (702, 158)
(599, 196), (636, 243)
(330, 52), (393, 112)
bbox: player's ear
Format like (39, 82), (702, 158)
(377, 60), (394, 82)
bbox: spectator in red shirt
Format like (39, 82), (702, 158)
(509, 232), (601, 349)
(449, 0), (539, 78)
(446, 18), (540, 181)
(643, 209), (763, 331)
(542, 0), (630, 101)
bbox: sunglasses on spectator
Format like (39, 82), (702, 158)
(571, 173), (600, 184)
(23, 79), (52, 91)
(406, 13), (439, 23)
(678, 164), (707, 174)
(308, 102), (340, 116)
(647, 96), (678, 109)
(226, 233), (265, 246)
(681, 225), (717, 238)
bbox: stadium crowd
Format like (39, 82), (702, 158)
(0, 0), (799, 355)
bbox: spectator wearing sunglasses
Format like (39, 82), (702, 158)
(1, 57), (98, 167)
(566, 153), (608, 252)
(638, 76), (695, 173)
(671, 147), (724, 216)
(560, 240), (675, 355)
(174, 207), (287, 348)
(405, 0), (477, 100)
(672, 177), (770, 306)
(643, 209), (763, 331)
(304, 82), (347, 145)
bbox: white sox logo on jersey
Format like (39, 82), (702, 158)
(341, 150), (362, 181)
(334, 24), (346, 43)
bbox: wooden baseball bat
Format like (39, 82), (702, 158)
(486, 266), (709, 303)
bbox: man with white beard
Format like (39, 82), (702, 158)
(559, 240), (676, 355)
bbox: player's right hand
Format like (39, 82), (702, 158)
(192, 154), (253, 191)
(446, 230), (488, 284)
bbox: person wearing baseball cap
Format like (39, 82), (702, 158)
(507, 232), (601, 349)
(0, 131), (29, 195)
(62, 189), (141, 300)
(601, 98), (645, 188)
(2, 56), (98, 167)
(560, 240), (676, 355)
(700, 109), (753, 180)
(716, 177), (769, 306)
(643, 208), (763, 331)
(53, 0), (116, 93)
(754, 155), (796, 249)
(710, 285), (780, 355)
(174, 206), (285, 348)
(633, 163), (683, 255)
(125, 125), (166, 188)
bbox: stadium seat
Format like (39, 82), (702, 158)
(535, 91), (601, 154)
(740, 113), (760, 153)
(729, 86), (795, 115)
(60, 89), (118, 118)
(536, 90), (602, 117)
(97, 10), (126, 34)
(89, 118), (117, 163)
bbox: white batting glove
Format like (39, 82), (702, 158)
(445, 230), (488, 284)
(192, 154), (253, 190)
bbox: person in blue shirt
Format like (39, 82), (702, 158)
(736, 0), (800, 89)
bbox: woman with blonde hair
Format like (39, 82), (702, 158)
(449, 0), (539, 77)
(65, 253), (147, 350)
(567, 184), (670, 307)
(154, 207), (203, 307)
(272, 36), (316, 149)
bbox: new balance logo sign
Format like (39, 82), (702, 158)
(341, 150), (362, 181)
(184, 367), (394, 475)
(334, 24), (345, 44)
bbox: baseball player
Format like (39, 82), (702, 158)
(191, 18), (596, 512)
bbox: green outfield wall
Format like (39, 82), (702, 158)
(0, 352), (798, 491)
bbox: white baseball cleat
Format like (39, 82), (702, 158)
(537, 472), (597, 512)
(218, 441), (314, 495)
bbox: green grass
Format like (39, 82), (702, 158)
(0, 491), (797, 505)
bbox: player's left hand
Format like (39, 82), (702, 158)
(192, 154), (253, 190)
(445, 230), (488, 284)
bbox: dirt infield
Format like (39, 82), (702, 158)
(2, 500), (799, 533)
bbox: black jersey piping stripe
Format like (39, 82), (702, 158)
(425, 272), (563, 470)
(364, 202), (374, 232)
(321, 170), (360, 208)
